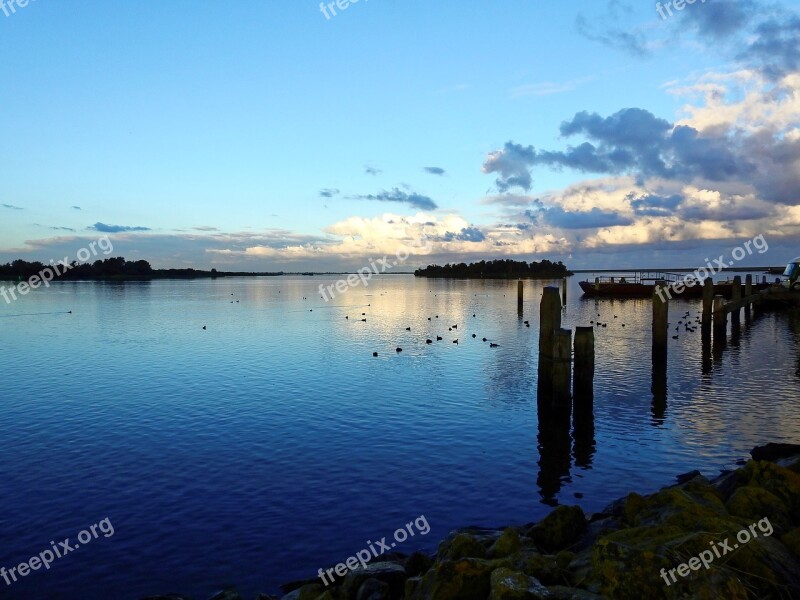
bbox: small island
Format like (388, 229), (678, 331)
(414, 259), (572, 279)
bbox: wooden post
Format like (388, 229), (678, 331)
(744, 274), (753, 321)
(702, 277), (714, 327)
(537, 287), (562, 402)
(731, 276), (742, 326)
(713, 295), (726, 345)
(518, 280), (524, 310)
(594, 276), (600, 291)
(553, 328), (572, 409)
(561, 278), (567, 306)
(573, 326), (594, 408)
(652, 280), (669, 362)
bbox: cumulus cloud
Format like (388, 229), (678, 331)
(350, 187), (438, 210)
(482, 142), (537, 192)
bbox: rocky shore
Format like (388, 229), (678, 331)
(145, 443), (800, 600)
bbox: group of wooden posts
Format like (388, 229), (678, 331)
(520, 283), (593, 414)
(520, 275), (763, 412)
(653, 275), (762, 357)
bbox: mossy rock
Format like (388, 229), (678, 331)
(545, 586), (603, 599)
(296, 583), (326, 600)
(407, 558), (495, 600)
(438, 532), (488, 560)
(514, 551), (561, 584)
(529, 506), (586, 552)
(781, 526), (800, 558)
(405, 551), (434, 577)
(488, 567), (549, 599)
(726, 485), (792, 534)
(735, 460), (800, 522)
(341, 563), (406, 600)
(489, 528), (522, 559)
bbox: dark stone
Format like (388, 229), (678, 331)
(751, 443), (800, 462)
(356, 578), (390, 600)
(208, 591), (242, 600)
(405, 551), (434, 577)
(675, 469), (702, 485)
(342, 562), (406, 600)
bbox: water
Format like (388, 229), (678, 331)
(0, 275), (798, 599)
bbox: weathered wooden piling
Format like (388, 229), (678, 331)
(713, 295), (726, 344)
(573, 326), (594, 407)
(561, 278), (567, 306)
(518, 280), (524, 310)
(702, 277), (714, 327)
(652, 280), (669, 361)
(553, 328), (572, 408)
(731, 276), (742, 326)
(745, 274), (753, 320)
(537, 287), (562, 400)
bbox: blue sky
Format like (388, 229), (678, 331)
(2, 0), (800, 270)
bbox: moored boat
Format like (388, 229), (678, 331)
(579, 272), (772, 299)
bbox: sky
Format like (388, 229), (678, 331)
(1, 0), (800, 271)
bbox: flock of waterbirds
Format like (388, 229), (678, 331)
(343, 312), (503, 357)
(200, 289), (707, 350)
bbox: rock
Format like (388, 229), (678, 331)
(751, 443), (800, 462)
(528, 506), (586, 552)
(675, 469), (702, 485)
(488, 567), (550, 599)
(545, 586), (603, 599)
(514, 551), (560, 585)
(356, 578), (390, 600)
(404, 551), (434, 577)
(781, 526), (800, 558)
(341, 562), (406, 600)
(438, 532), (488, 560)
(279, 583), (325, 600)
(208, 591), (243, 600)
(726, 485), (793, 534)
(488, 528), (522, 558)
(406, 558), (496, 600)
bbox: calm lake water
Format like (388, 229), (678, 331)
(0, 275), (798, 599)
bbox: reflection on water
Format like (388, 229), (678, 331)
(0, 275), (798, 599)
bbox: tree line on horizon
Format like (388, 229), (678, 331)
(414, 258), (572, 279)
(0, 257), (245, 281)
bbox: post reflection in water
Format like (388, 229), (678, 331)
(536, 380), (596, 506)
